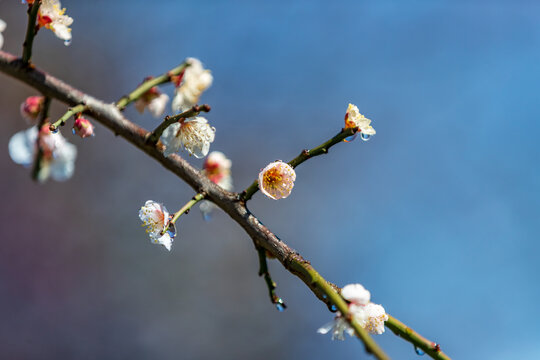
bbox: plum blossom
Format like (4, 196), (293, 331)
(8, 125), (77, 182)
(362, 303), (388, 335)
(341, 283), (371, 305)
(37, 0), (73, 44)
(199, 151), (233, 220)
(344, 103), (376, 138)
(139, 200), (174, 251)
(134, 84), (169, 118)
(72, 117), (95, 138)
(20, 96), (45, 123)
(258, 161), (296, 200)
(317, 283), (388, 340)
(172, 58), (213, 112)
(0, 19), (6, 50)
(160, 117), (215, 158)
(203, 151), (233, 189)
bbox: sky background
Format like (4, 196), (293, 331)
(1, 1), (539, 359)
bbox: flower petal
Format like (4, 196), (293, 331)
(8, 127), (37, 166)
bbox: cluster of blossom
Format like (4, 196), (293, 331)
(140, 103), (376, 250)
(9, 123), (77, 182)
(139, 151), (233, 250)
(318, 283), (388, 339)
(9, 96), (96, 182)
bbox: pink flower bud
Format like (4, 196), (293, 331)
(20, 96), (45, 123)
(72, 118), (95, 138)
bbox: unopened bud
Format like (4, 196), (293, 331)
(72, 117), (95, 138)
(20, 96), (45, 123)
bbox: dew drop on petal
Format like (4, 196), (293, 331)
(202, 212), (212, 222)
(360, 133), (371, 142)
(414, 347), (425, 356)
(275, 298), (287, 312)
(344, 134), (357, 143)
(166, 223), (176, 238)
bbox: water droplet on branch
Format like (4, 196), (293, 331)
(275, 298), (287, 312)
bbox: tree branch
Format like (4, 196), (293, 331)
(31, 95), (51, 181)
(22, 0), (41, 64)
(0, 50), (450, 360)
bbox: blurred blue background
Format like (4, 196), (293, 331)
(1, 1), (539, 359)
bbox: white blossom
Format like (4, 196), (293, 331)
(341, 283), (371, 305)
(318, 283), (387, 340)
(172, 58), (213, 112)
(317, 316), (354, 341)
(258, 161), (296, 200)
(199, 151), (233, 220)
(139, 200), (173, 251)
(147, 93), (169, 117)
(8, 125), (77, 182)
(135, 92), (169, 118)
(362, 303), (388, 335)
(345, 103), (376, 136)
(38, 0), (73, 44)
(0, 19), (6, 50)
(160, 117), (215, 158)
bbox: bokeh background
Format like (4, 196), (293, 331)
(1, 1), (539, 359)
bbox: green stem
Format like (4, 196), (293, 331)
(147, 104), (211, 145)
(116, 62), (190, 110)
(166, 193), (205, 232)
(22, 0), (41, 64)
(31, 96), (51, 181)
(242, 127), (357, 201)
(287, 257), (390, 360)
(49, 104), (87, 131)
(386, 316), (451, 360)
(257, 246), (284, 307)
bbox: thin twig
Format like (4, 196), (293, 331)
(115, 62), (189, 110)
(168, 193), (205, 229)
(147, 104), (211, 145)
(31, 96), (51, 181)
(50, 104), (87, 131)
(22, 0), (41, 64)
(241, 127), (357, 201)
(257, 246), (285, 308)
